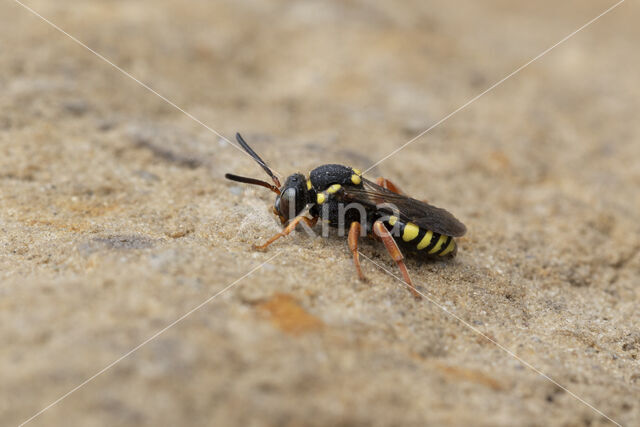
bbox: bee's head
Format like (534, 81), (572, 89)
(225, 133), (310, 224)
(273, 173), (309, 224)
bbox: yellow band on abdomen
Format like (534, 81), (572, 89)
(439, 238), (456, 256)
(402, 222), (420, 242)
(428, 234), (449, 254)
(416, 230), (434, 250)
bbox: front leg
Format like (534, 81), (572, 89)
(253, 215), (318, 251)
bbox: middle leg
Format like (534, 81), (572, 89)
(376, 177), (405, 195)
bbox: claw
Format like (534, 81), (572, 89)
(251, 243), (268, 252)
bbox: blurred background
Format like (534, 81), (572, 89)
(1, 1), (639, 426)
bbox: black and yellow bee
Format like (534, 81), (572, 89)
(225, 133), (466, 299)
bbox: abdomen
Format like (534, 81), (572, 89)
(385, 216), (457, 258)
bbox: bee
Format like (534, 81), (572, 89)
(225, 133), (466, 299)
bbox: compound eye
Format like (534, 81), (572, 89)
(278, 187), (296, 218)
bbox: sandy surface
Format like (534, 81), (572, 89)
(1, 1), (639, 426)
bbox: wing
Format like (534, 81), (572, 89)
(340, 178), (467, 237)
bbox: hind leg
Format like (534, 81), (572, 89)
(376, 177), (405, 195)
(377, 177), (428, 203)
(372, 220), (421, 300)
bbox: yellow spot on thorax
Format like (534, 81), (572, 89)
(327, 184), (341, 194)
(351, 174), (361, 185)
(306, 179), (312, 190)
(402, 222), (420, 242)
(316, 193), (325, 204)
(388, 216), (398, 226)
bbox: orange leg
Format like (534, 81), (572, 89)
(253, 216), (318, 251)
(376, 177), (405, 195)
(377, 177), (428, 203)
(373, 220), (421, 300)
(348, 222), (367, 281)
